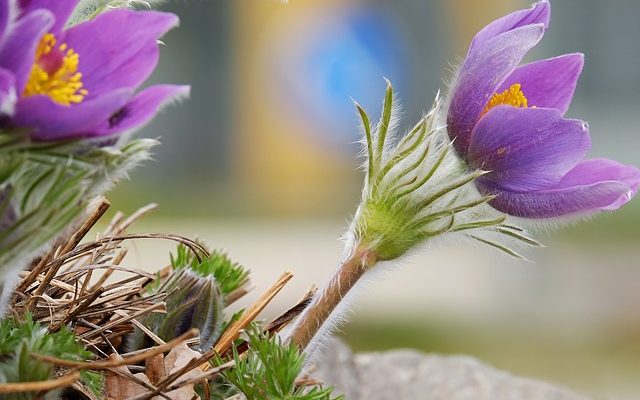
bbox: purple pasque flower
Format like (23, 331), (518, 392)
(446, 0), (640, 218)
(0, 0), (189, 141)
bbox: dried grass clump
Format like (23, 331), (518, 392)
(1, 198), (317, 399)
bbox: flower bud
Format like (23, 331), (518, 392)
(142, 268), (224, 352)
(348, 81), (539, 261)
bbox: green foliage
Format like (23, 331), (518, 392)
(221, 327), (342, 400)
(171, 244), (250, 297)
(0, 314), (103, 399)
(0, 135), (155, 305)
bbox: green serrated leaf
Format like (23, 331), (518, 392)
(219, 325), (342, 400)
(0, 314), (103, 398)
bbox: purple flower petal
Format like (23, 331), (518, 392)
(0, 67), (16, 115)
(62, 10), (179, 98)
(498, 53), (583, 114)
(97, 84), (190, 135)
(13, 89), (133, 141)
(447, 24), (545, 157)
(468, 106), (590, 191)
(477, 159), (640, 218)
(0, 9), (53, 92)
(469, 0), (550, 55)
(18, 0), (78, 34)
(557, 158), (640, 209)
(0, 0), (10, 43)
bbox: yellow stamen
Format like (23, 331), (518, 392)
(23, 33), (88, 106)
(481, 83), (528, 116)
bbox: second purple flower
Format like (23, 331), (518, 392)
(445, 0), (640, 219)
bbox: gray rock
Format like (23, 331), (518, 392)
(311, 340), (589, 400)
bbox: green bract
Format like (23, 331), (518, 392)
(350, 82), (540, 261)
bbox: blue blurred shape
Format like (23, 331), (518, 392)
(271, 5), (408, 144)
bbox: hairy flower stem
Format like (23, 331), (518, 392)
(289, 246), (377, 351)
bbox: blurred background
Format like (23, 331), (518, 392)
(107, 1), (640, 398)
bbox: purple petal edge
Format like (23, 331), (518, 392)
(477, 159), (640, 218)
(447, 24), (545, 157)
(498, 53), (584, 115)
(558, 159), (640, 210)
(63, 9), (179, 98)
(468, 0), (550, 55)
(97, 84), (190, 135)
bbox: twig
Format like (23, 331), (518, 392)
(265, 285), (317, 334)
(79, 302), (165, 340)
(214, 271), (293, 355)
(88, 249), (127, 292)
(129, 361), (234, 400)
(48, 287), (104, 332)
(164, 360), (235, 392)
(48, 233), (209, 266)
(114, 309), (166, 346)
(26, 199), (111, 311)
(31, 329), (198, 370)
(224, 283), (252, 307)
(0, 371), (80, 393)
(114, 203), (158, 234)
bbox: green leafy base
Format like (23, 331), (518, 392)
(0, 314), (102, 399)
(0, 135), (156, 312)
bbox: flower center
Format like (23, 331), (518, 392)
(23, 33), (88, 106)
(481, 83), (528, 116)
